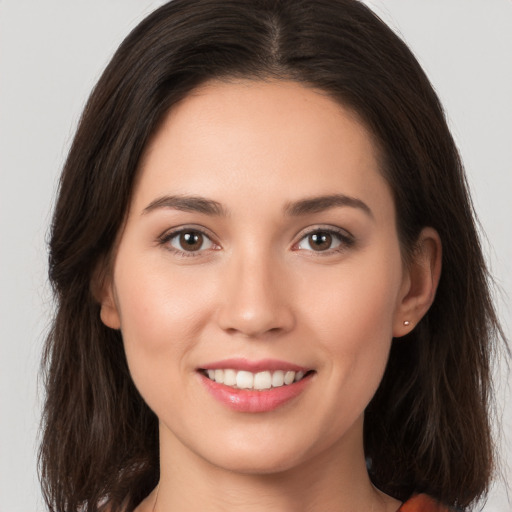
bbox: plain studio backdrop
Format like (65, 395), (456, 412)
(0, 1), (510, 510)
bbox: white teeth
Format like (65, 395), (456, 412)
(204, 368), (308, 390)
(271, 370), (284, 387)
(284, 371), (295, 385)
(236, 370), (254, 389)
(254, 371), (272, 390)
(223, 369), (237, 386)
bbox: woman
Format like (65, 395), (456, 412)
(39, 1), (504, 511)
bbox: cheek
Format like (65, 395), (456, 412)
(114, 246), (212, 337)
(111, 253), (216, 401)
(305, 255), (400, 336)
(300, 249), (402, 393)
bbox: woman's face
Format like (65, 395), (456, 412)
(101, 80), (413, 474)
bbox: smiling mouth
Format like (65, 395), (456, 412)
(199, 368), (314, 391)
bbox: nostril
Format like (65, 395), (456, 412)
(215, 268), (295, 337)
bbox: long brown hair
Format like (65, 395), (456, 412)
(40, 1), (504, 510)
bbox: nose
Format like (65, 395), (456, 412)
(216, 250), (295, 339)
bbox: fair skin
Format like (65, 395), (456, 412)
(100, 80), (441, 512)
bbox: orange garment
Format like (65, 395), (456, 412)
(399, 494), (453, 511)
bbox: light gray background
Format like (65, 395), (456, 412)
(0, 1), (510, 510)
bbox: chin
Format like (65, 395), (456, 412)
(190, 431), (321, 476)
(208, 450), (306, 476)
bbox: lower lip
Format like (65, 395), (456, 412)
(199, 373), (312, 413)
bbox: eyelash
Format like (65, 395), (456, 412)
(158, 226), (355, 258)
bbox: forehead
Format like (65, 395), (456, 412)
(134, 79), (392, 218)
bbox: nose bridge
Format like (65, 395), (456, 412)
(216, 241), (294, 337)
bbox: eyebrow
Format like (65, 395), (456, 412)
(284, 194), (374, 219)
(143, 195), (228, 216)
(142, 193), (373, 219)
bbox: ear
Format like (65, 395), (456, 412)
(393, 227), (442, 337)
(91, 265), (121, 330)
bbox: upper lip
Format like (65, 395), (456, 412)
(199, 358), (310, 373)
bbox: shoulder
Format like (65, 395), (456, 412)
(398, 494), (456, 512)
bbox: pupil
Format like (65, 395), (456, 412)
(180, 232), (202, 251)
(310, 232), (332, 251)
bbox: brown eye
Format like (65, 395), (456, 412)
(179, 231), (204, 251)
(308, 232), (333, 251)
(296, 229), (349, 253)
(166, 229), (215, 254)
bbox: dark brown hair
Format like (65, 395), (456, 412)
(40, 1), (504, 510)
